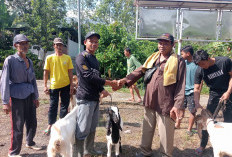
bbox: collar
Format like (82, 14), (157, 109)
(15, 53), (25, 62)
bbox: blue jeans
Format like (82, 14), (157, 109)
(75, 99), (99, 140)
(48, 85), (70, 125)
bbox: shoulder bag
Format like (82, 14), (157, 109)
(144, 63), (160, 85)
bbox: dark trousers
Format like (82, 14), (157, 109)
(48, 85), (70, 125)
(10, 94), (37, 155)
(200, 93), (232, 148)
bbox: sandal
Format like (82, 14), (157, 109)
(195, 147), (204, 156)
(137, 99), (142, 103)
(186, 130), (194, 136)
(43, 128), (51, 136)
(127, 98), (135, 102)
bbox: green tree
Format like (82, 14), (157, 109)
(92, 22), (157, 79)
(91, 0), (136, 33)
(0, 0), (15, 50)
(11, 0), (67, 67)
(5, 0), (32, 15)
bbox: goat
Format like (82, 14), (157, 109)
(195, 109), (232, 157)
(47, 105), (78, 157)
(106, 106), (123, 157)
(69, 75), (78, 111)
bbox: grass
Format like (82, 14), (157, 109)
(106, 82), (209, 96)
(105, 83), (145, 96)
(201, 83), (209, 95)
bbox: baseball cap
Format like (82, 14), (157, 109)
(53, 38), (64, 45)
(85, 32), (100, 40)
(13, 34), (30, 45)
(157, 33), (174, 43)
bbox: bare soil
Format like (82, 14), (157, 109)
(0, 80), (215, 157)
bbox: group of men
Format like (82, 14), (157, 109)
(1, 32), (232, 157)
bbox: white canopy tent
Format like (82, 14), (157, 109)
(134, 0), (232, 53)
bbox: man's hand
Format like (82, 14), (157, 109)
(170, 106), (180, 121)
(220, 91), (230, 102)
(105, 80), (120, 91)
(100, 90), (111, 99)
(34, 100), (40, 108)
(44, 86), (50, 95)
(117, 79), (127, 86)
(3, 104), (11, 114)
(111, 79), (127, 91)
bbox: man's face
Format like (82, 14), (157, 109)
(181, 51), (189, 60)
(124, 50), (130, 57)
(158, 40), (173, 56)
(197, 60), (210, 69)
(14, 41), (29, 54)
(53, 43), (64, 54)
(84, 36), (99, 54)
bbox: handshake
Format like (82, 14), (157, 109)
(105, 78), (127, 91)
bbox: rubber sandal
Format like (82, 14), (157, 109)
(191, 129), (198, 134)
(186, 131), (194, 136)
(127, 98), (135, 102)
(195, 147), (204, 156)
(43, 128), (51, 136)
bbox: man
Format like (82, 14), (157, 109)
(124, 47), (142, 102)
(175, 45), (198, 136)
(0, 34), (42, 157)
(43, 37), (74, 135)
(193, 50), (232, 155)
(73, 32), (117, 157)
(115, 33), (186, 157)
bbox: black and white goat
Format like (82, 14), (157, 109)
(196, 109), (232, 157)
(106, 106), (123, 157)
(47, 106), (78, 157)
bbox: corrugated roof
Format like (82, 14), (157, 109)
(135, 0), (232, 10)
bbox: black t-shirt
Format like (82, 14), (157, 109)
(195, 56), (232, 94)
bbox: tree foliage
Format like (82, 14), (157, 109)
(90, 0), (136, 33)
(90, 22), (157, 79)
(18, 0), (67, 51)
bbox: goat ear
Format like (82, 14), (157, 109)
(195, 114), (202, 121)
(107, 107), (111, 113)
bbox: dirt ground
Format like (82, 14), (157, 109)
(0, 80), (215, 157)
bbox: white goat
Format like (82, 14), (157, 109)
(106, 106), (123, 157)
(47, 105), (78, 157)
(196, 109), (232, 157)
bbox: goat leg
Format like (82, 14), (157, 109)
(115, 142), (120, 157)
(107, 140), (112, 157)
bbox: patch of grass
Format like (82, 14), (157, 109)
(39, 99), (49, 104)
(105, 83), (145, 96)
(201, 83), (209, 95)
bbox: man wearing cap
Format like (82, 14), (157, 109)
(43, 37), (74, 135)
(0, 34), (42, 157)
(115, 33), (186, 157)
(73, 32), (118, 157)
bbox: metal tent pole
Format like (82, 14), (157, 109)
(78, 0), (81, 55)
